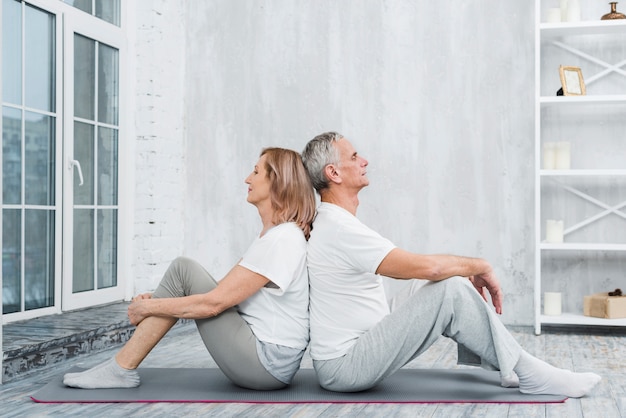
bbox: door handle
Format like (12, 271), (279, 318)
(70, 159), (84, 186)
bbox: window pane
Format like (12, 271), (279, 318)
(64, 0), (120, 26)
(24, 5), (55, 112)
(98, 127), (118, 205)
(25, 112), (55, 206)
(96, 0), (120, 26)
(98, 43), (119, 125)
(2, 209), (21, 314)
(2, 107), (22, 205)
(2, 0), (22, 105)
(64, 0), (92, 14)
(97, 209), (117, 288)
(74, 34), (95, 120)
(74, 121), (95, 205)
(73, 209), (94, 293)
(24, 209), (54, 310)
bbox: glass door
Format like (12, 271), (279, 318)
(2, 0), (126, 319)
(62, 17), (125, 311)
(2, 0), (62, 319)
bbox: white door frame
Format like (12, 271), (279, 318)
(61, 11), (127, 311)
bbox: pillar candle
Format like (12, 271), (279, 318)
(542, 142), (556, 170)
(546, 8), (562, 22)
(546, 219), (564, 243)
(555, 141), (571, 170)
(560, 0), (569, 21)
(544, 292), (562, 316)
(566, 0), (581, 22)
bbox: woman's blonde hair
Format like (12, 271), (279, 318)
(261, 147), (316, 240)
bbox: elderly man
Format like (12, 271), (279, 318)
(301, 131), (600, 398)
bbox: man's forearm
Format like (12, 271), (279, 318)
(376, 248), (492, 281)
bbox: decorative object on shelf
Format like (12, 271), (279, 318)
(546, 7), (562, 22)
(554, 141), (571, 169)
(558, 65), (586, 96)
(545, 219), (564, 243)
(544, 292), (562, 316)
(609, 288), (623, 296)
(542, 141), (571, 169)
(601, 2), (626, 20)
(566, 0), (581, 21)
(542, 142), (557, 169)
(584, 291), (626, 319)
(560, 0), (569, 21)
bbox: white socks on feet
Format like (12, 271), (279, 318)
(514, 351), (601, 398)
(63, 357), (140, 389)
(500, 371), (519, 388)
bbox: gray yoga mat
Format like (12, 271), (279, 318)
(31, 367), (567, 404)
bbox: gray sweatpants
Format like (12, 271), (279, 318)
(152, 256), (285, 390)
(314, 276), (522, 392)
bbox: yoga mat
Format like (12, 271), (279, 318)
(31, 367), (567, 404)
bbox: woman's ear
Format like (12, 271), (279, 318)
(324, 164), (341, 185)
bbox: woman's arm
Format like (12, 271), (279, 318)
(127, 265), (270, 325)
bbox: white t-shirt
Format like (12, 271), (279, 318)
(307, 202), (396, 360)
(238, 222), (309, 351)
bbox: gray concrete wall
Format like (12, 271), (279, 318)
(181, 1), (536, 324)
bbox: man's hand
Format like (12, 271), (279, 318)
(468, 270), (503, 314)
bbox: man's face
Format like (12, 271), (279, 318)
(335, 138), (369, 190)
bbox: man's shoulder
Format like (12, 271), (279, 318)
(316, 203), (356, 221)
(313, 204), (356, 231)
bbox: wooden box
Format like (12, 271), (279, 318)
(583, 293), (626, 319)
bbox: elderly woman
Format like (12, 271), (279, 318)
(64, 147), (316, 390)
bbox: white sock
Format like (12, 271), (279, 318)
(63, 357), (140, 389)
(514, 351), (601, 398)
(501, 371), (519, 388)
(63, 358), (112, 381)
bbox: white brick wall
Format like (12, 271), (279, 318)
(131, 1), (187, 294)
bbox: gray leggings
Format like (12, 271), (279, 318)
(152, 256), (285, 390)
(314, 276), (522, 392)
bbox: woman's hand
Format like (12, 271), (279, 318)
(127, 297), (151, 325)
(132, 292), (153, 302)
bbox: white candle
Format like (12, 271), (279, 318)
(546, 8), (562, 23)
(544, 292), (562, 316)
(546, 219), (564, 243)
(560, 0), (569, 21)
(555, 141), (571, 170)
(566, 0), (581, 22)
(542, 142), (556, 169)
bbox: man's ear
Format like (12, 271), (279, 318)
(324, 164), (342, 185)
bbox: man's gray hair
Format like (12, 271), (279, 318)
(301, 132), (344, 193)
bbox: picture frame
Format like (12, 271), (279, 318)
(559, 66), (586, 96)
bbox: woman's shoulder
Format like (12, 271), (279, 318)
(266, 222), (306, 241)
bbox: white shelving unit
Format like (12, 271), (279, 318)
(534, 2), (626, 334)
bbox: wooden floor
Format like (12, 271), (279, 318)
(2, 322), (625, 417)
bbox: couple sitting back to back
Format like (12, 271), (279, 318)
(65, 133), (600, 399)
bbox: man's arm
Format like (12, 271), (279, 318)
(126, 265), (270, 325)
(376, 248), (503, 313)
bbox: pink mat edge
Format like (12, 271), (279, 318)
(31, 396), (568, 405)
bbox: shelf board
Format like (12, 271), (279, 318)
(540, 243), (626, 251)
(540, 95), (626, 106)
(540, 19), (626, 38)
(540, 169), (626, 176)
(540, 312), (626, 327)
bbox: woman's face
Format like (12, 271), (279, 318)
(245, 154), (271, 208)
